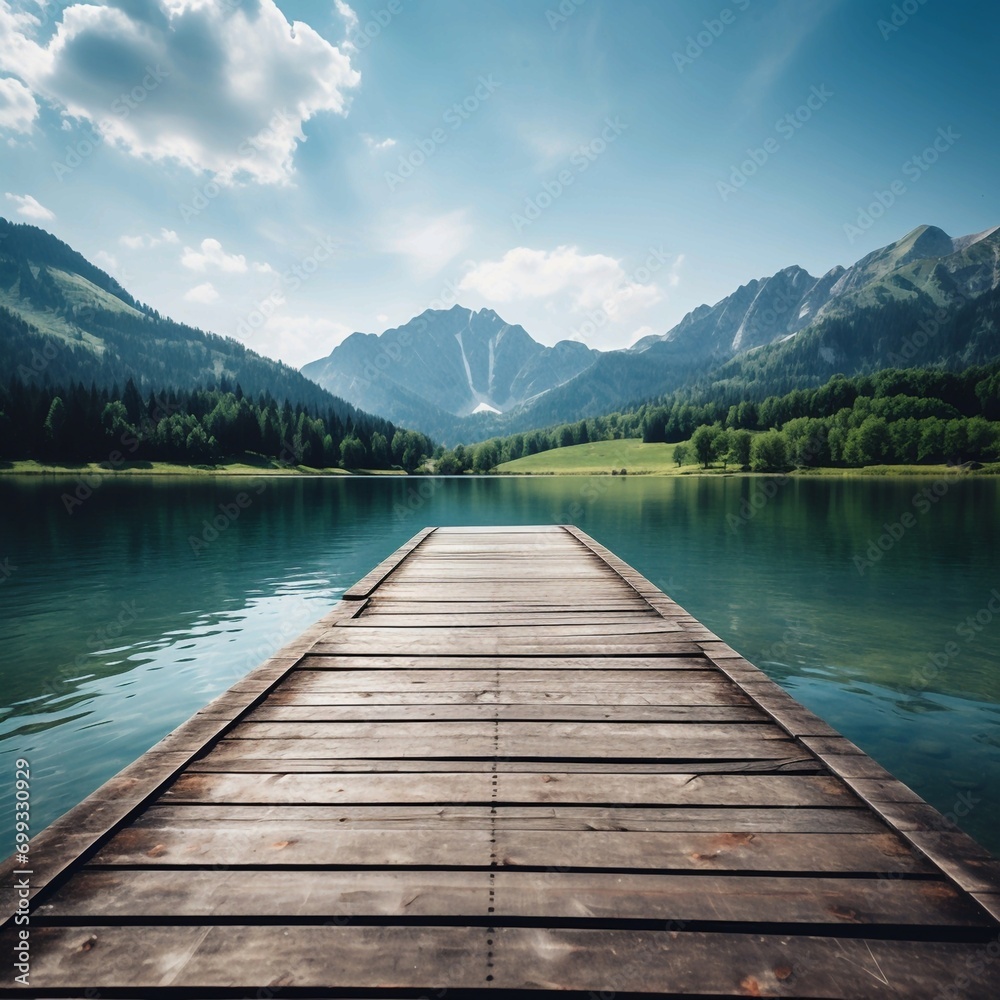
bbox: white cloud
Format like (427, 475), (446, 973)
(384, 211), (472, 277)
(458, 245), (662, 317)
(122, 227), (180, 249)
(184, 282), (219, 304)
(0, 0), (360, 184)
(4, 191), (54, 220)
(181, 238), (270, 274)
(0, 75), (38, 133)
(363, 133), (396, 152)
(255, 313), (353, 368)
(376, 312), (389, 323)
(334, 1), (359, 30)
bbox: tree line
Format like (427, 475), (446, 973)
(0, 376), (433, 471)
(441, 363), (1000, 472)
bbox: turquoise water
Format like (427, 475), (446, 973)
(1, 473), (998, 853)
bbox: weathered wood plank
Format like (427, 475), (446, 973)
(90, 824), (914, 869)
(346, 615), (678, 629)
(294, 654), (713, 671)
(310, 635), (703, 656)
(162, 772), (855, 807)
(206, 734), (805, 760)
(97, 803), (885, 839)
(187, 756), (822, 774)
(353, 613), (663, 626)
(246, 703), (765, 722)
(362, 600), (653, 613)
(39, 869), (985, 926)
(231, 687), (753, 706)
(226, 720), (790, 743)
(10, 924), (995, 996)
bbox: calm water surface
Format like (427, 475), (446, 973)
(1, 474), (999, 852)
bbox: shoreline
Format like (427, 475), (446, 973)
(2, 460), (996, 479)
(0, 460), (405, 478)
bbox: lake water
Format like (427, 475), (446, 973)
(1, 473), (999, 854)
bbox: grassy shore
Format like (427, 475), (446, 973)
(495, 439), (1000, 477)
(0, 459), (406, 477)
(496, 439), (682, 474)
(5, 445), (998, 479)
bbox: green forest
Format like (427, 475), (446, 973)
(0, 376), (433, 471)
(4, 363), (1000, 475)
(436, 363), (1000, 473)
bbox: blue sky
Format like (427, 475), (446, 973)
(1, 0), (997, 365)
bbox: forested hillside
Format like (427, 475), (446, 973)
(441, 364), (1000, 473)
(0, 377), (432, 471)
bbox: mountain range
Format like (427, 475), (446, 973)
(1, 218), (998, 449)
(302, 223), (1000, 440)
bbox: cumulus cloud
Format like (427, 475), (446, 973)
(120, 228), (179, 249)
(181, 237), (271, 275)
(458, 245), (663, 317)
(5, 191), (54, 219)
(184, 281), (219, 304)
(0, 75), (38, 133)
(0, 0), (360, 184)
(334, 1), (359, 30)
(363, 133), (395, 152)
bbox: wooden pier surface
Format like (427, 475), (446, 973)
(3, 524), (1000, 997)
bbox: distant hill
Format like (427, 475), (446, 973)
(302, 224), (1000, 442)
(0, 218), (375, 422)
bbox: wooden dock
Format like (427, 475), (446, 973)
(3, 525), (1000, 997)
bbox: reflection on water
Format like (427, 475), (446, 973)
(0, 473), (998, 852)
